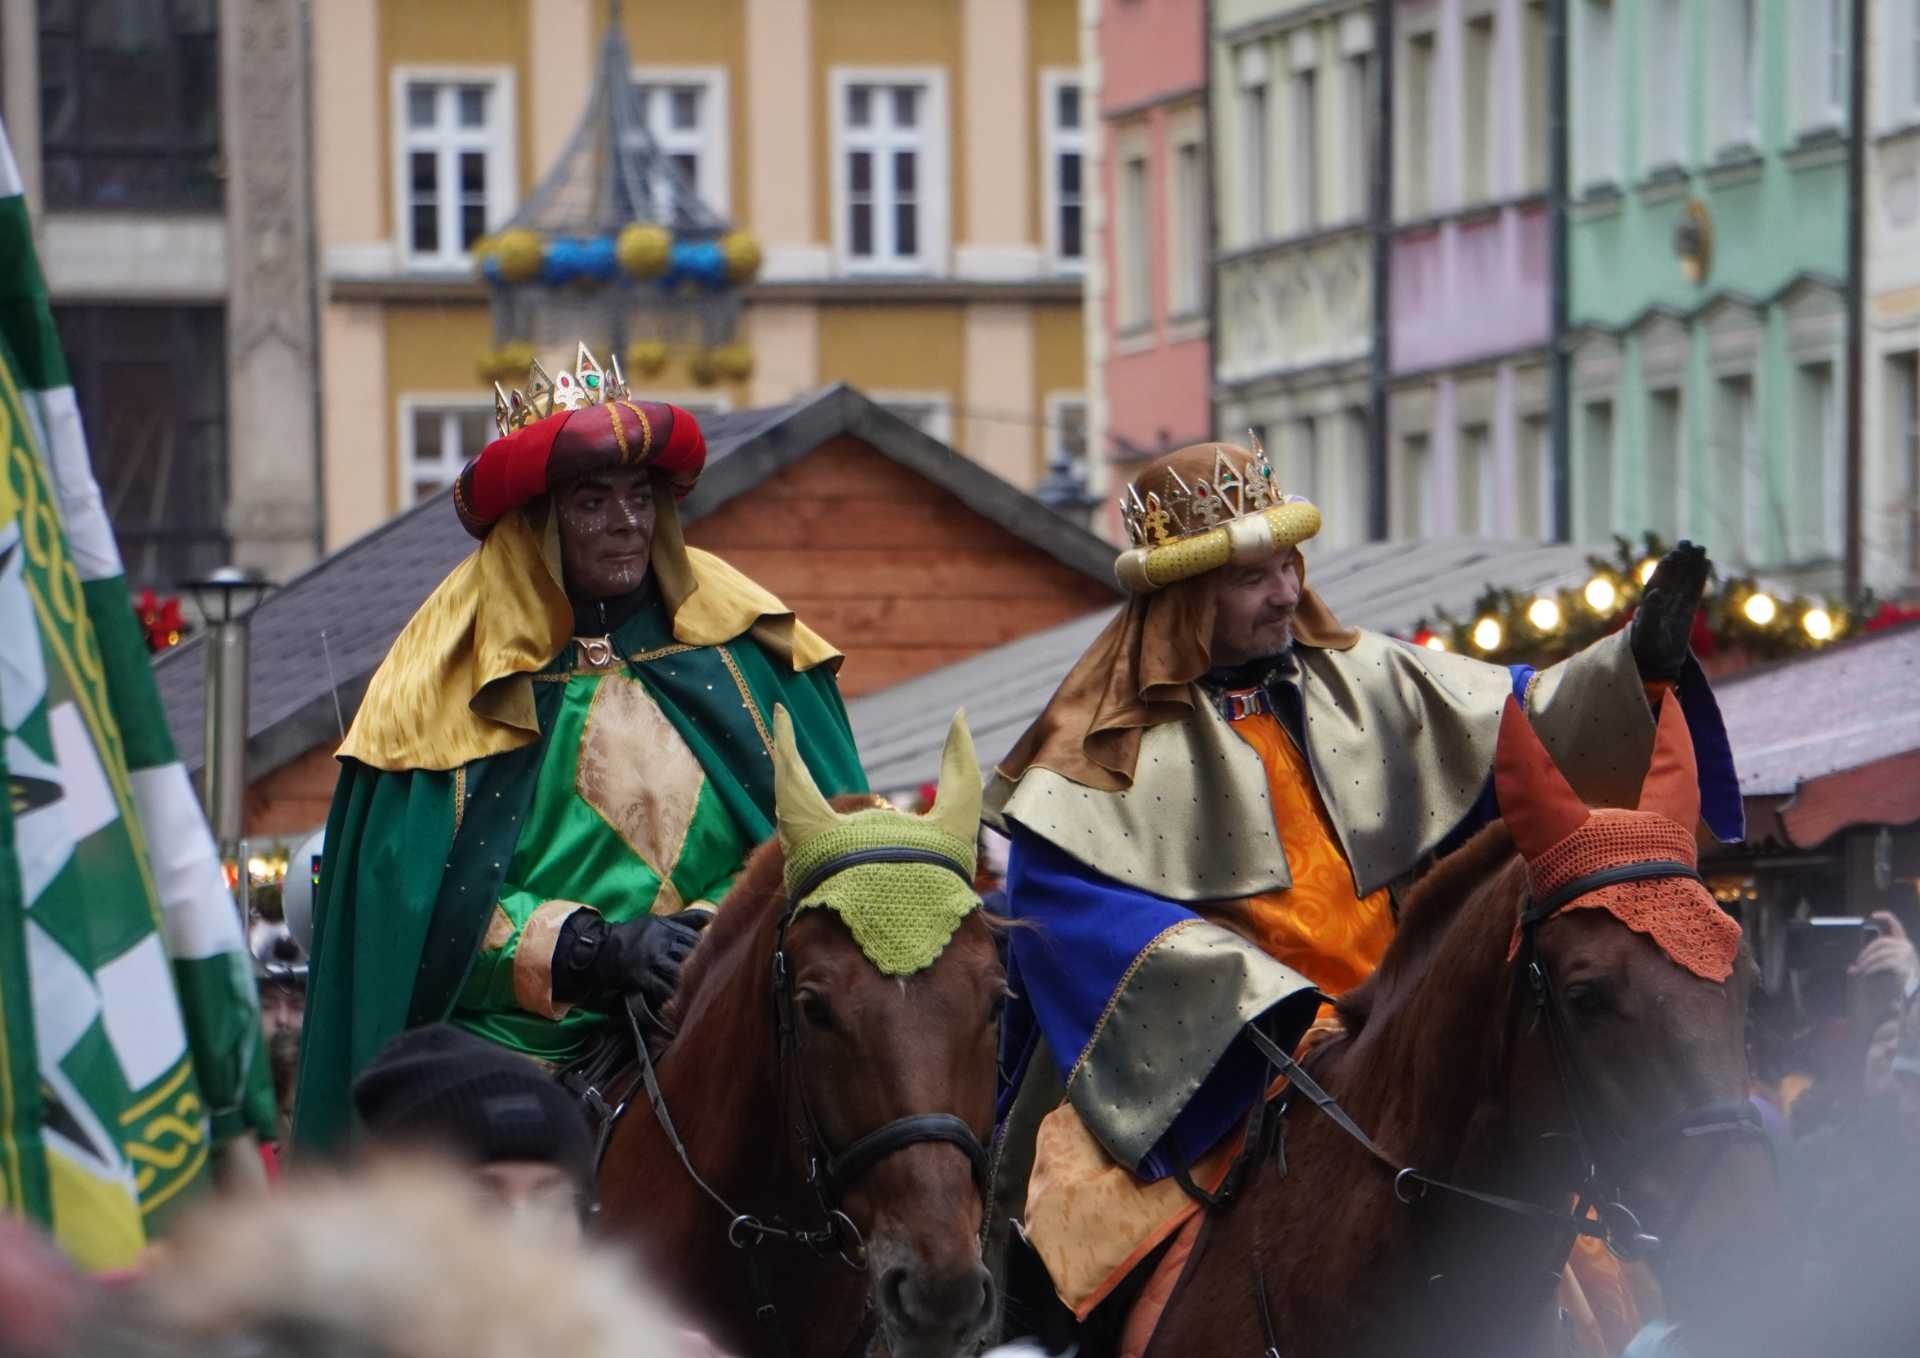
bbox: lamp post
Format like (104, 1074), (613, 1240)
(183, 567), (273, 926)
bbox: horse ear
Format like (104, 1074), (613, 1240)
(1494, 698), (1591, 860)
(926, 709), (982, 844)
(1638, 694), (1700, 829)
(772, 704), (841, 854)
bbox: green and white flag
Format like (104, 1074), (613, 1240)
(0, 119), (274, 1271)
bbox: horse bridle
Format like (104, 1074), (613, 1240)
(1238, 858), (1768, 1264)
(612, 847), (991, 1355)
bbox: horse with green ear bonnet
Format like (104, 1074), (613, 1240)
(773, 703), (983, 976)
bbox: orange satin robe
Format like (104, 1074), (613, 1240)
(1223, 710), (1396, 997)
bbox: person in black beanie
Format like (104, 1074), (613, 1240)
(351, 1024), (595, 1241)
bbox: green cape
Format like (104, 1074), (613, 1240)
(291, 598), (867, 1152)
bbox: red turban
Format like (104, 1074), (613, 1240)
(452, 400), (707, 539)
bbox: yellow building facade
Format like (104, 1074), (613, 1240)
(315, 0), (1087, 549)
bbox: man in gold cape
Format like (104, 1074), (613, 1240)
(986, 441), (1742, 1351)
(292, 354), (867, 1151)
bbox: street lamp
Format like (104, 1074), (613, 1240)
(182, 567), (273, 925)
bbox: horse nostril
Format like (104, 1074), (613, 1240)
(884, 1263), (994, 1338)
(878, 1266), (911, 1325)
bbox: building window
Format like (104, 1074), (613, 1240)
(834, 72), (946, 272)
(1463, 14), (1496, 203)
(1518, 411), (1551, 539)
(1043, 74), (1086, 271)
(1239, 75), (1271, 242)
(1346, 49), (1375, 220)
(1288, 418), (1321, 506)
(1118, 153), (1151, 328)
(1402, 29), (1437, 215)
(629, 69), (730, 223)
(1794, 362), (1842, 561)
(874, 394), (953, 444)
(1642, 0), (1688, 171)
(1911, 0), (1920, 118)
(1291, 64), (1320, 233)
(1823, 0), (1848, 126)
(1048, 395), (1090, 480)
(402, 401), (494, 505)
(396, 72), (515, 266)
(1337, 407), (1372, 545)
(1579, 398), (1616, 543)
(1170, 138), (1206, 316)
(1393, 430), (1434, 537)
(1646, 388), (1684, 541)
(54, 305), (227, 590)
(1713, 374), (1761, 564)
(1575, 1), (1618, 189)
(1520, 1), (1550, 190)
(1712, 0), (1760, 151)
(1458, 423), (1494, 534)
(39, 0), (221, 210)
(1888, 353), (1920, 578)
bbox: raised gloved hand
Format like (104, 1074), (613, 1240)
(1629, 540), (1711, 684)
(552, 910), (709, 1017)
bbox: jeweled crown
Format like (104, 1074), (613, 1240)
(1120, 438), (1286, 548)
(492, 342), (632, 438)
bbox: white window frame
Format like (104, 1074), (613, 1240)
(1235, 45), (1271, 245)
(1712, 0), (1761, 153)
(1574, 1), (1619, 190)
(829, 67), (950, 276)
(390, 66), (518, 269)
(630, 66), (732, 219)
(1461, 10), (1497, 204)
(1116, 144), (1152, 330)
(1045, 391), (1090, 479)
(1040, 69), (1087, 274)
(1344, 46), (1375, 221)
(1819, 0), (1848, 128)
(870, 390), (954, 444)
(397, 393), (496, 506)
(1641, 0), (1688, 172)
(1289, 48), (1320, 234)
(1400, 25), (1438, 215)
(1168, 129), (1206, 317)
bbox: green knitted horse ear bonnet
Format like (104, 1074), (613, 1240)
(773, 704), (981, 976)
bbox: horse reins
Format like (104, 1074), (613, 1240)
(1229, 858), (1766, 1263)
(608, 846), (991, 1357)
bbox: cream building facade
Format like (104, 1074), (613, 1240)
(1211, 0), (1377, 551)
(1865, 0), (1920, 593)
(313, 0), (1088, 551)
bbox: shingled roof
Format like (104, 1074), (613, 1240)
(154, 384), (1119, 776)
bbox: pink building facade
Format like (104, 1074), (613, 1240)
(1091, 0), (1212, 536)
(1386, 0), (1554, 540)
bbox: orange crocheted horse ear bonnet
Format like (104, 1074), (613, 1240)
(1494, 697), (1741, 983)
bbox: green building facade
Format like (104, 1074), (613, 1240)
(1568, 0), (1850, 582)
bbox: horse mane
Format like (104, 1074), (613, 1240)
(1335, 821), (1524, 1039)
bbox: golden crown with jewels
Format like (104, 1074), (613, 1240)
(1119, 439), (1286, 547)
(1113, 436), (1321, 594)
(492, 342), (633, 438)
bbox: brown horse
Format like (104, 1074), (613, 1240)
(597, 711), (1006, 1358)
(1147, 699), (1786, 1358)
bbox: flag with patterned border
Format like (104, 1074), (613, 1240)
(0, 118), (274, 1269)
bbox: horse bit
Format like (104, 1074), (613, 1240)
(1224, 858), (1768, 1337)
(588, 846), (992, 1355)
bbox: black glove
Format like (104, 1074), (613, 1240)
(551, 910), (707, 1016)
(1630, 540), (1711, 684)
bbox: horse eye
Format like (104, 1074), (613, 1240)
(986, 990), (1008, 1026)
(1563, 981), (1610, 1015)
(798, 990), (834, 1031)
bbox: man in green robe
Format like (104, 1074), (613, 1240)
(293, 350), (867, 1150)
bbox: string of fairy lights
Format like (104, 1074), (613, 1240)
(1405, 535), (1875, 666)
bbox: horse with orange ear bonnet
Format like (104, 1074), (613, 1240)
(1496, 693), (1742, 986)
